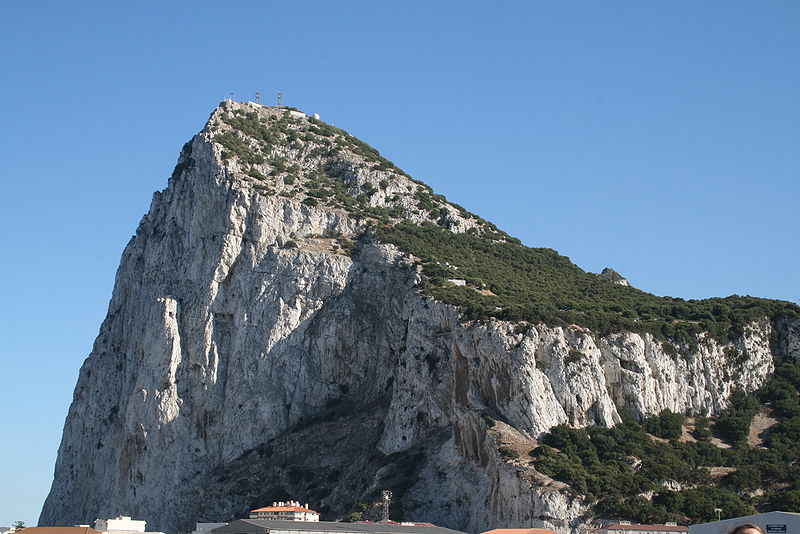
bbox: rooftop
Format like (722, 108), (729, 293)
(250, 507), (317, 514)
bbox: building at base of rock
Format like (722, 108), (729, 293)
(92, 517), (163, 534)
(248, 502), (319, 522)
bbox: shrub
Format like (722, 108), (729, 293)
(499, 446), (519, 460)
(722, 465), (761, 490)
(214, 131), (250, 159)
(566, 349), (583, 365)
(717, 389), (761, 444)
(766, 489), (800, 512)
(307, 188), (332, 199)
(338, 238), (355, 256)
(247, 168), (266, 180)
(342, 512), (363, 522)
(252, 184), (273, 194)
(644, 410), (685, 440)
(692, 417), (712, 441)
(271, 157), (287, 173)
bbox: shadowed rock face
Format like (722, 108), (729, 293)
(40, 102), (800, 534)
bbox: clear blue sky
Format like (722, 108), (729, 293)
(1, 1), (798, 528)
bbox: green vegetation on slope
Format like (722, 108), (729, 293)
(215, 107), (411, 176)
(373, 221), (799, 345)
(531, 356), (800, 523)
(211, 106), (440, 221)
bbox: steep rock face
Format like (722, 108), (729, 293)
(41, 103), (800, 534)
(776, 316), (800, 359)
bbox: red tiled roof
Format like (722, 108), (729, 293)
(601, 525), (687, 532)
(250, 506), (318, 514)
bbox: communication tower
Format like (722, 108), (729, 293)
(381, 490), (392, 522)
(277, 91), (283, 107)
(255, 91), (260, 104)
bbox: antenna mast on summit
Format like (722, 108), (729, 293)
(255, 91), (260, 104)
(381, 490), (392, 521)
(277, 91), (283, 107)
(229, 92), (235, 102)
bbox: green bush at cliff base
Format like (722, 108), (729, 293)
(532, 356), (800, 523)
(373, 221), (798, 345)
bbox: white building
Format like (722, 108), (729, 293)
(689, 512), (800, 534)
(93, 517), (164, 534)
(249, 502), (319, 522)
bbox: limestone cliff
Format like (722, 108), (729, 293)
(40, 102), (800, 534)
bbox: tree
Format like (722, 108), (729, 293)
(722, 465), (761, 491)
(692, 416), (712, 441)
(644, 410), (684, 440)
(767, 489), (800, 512)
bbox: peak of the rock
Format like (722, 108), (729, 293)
(193, 99), (498, 237)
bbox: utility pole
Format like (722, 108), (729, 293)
(381, 490), (392, 522)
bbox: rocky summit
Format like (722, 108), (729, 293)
(40, 102), (800, 534)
